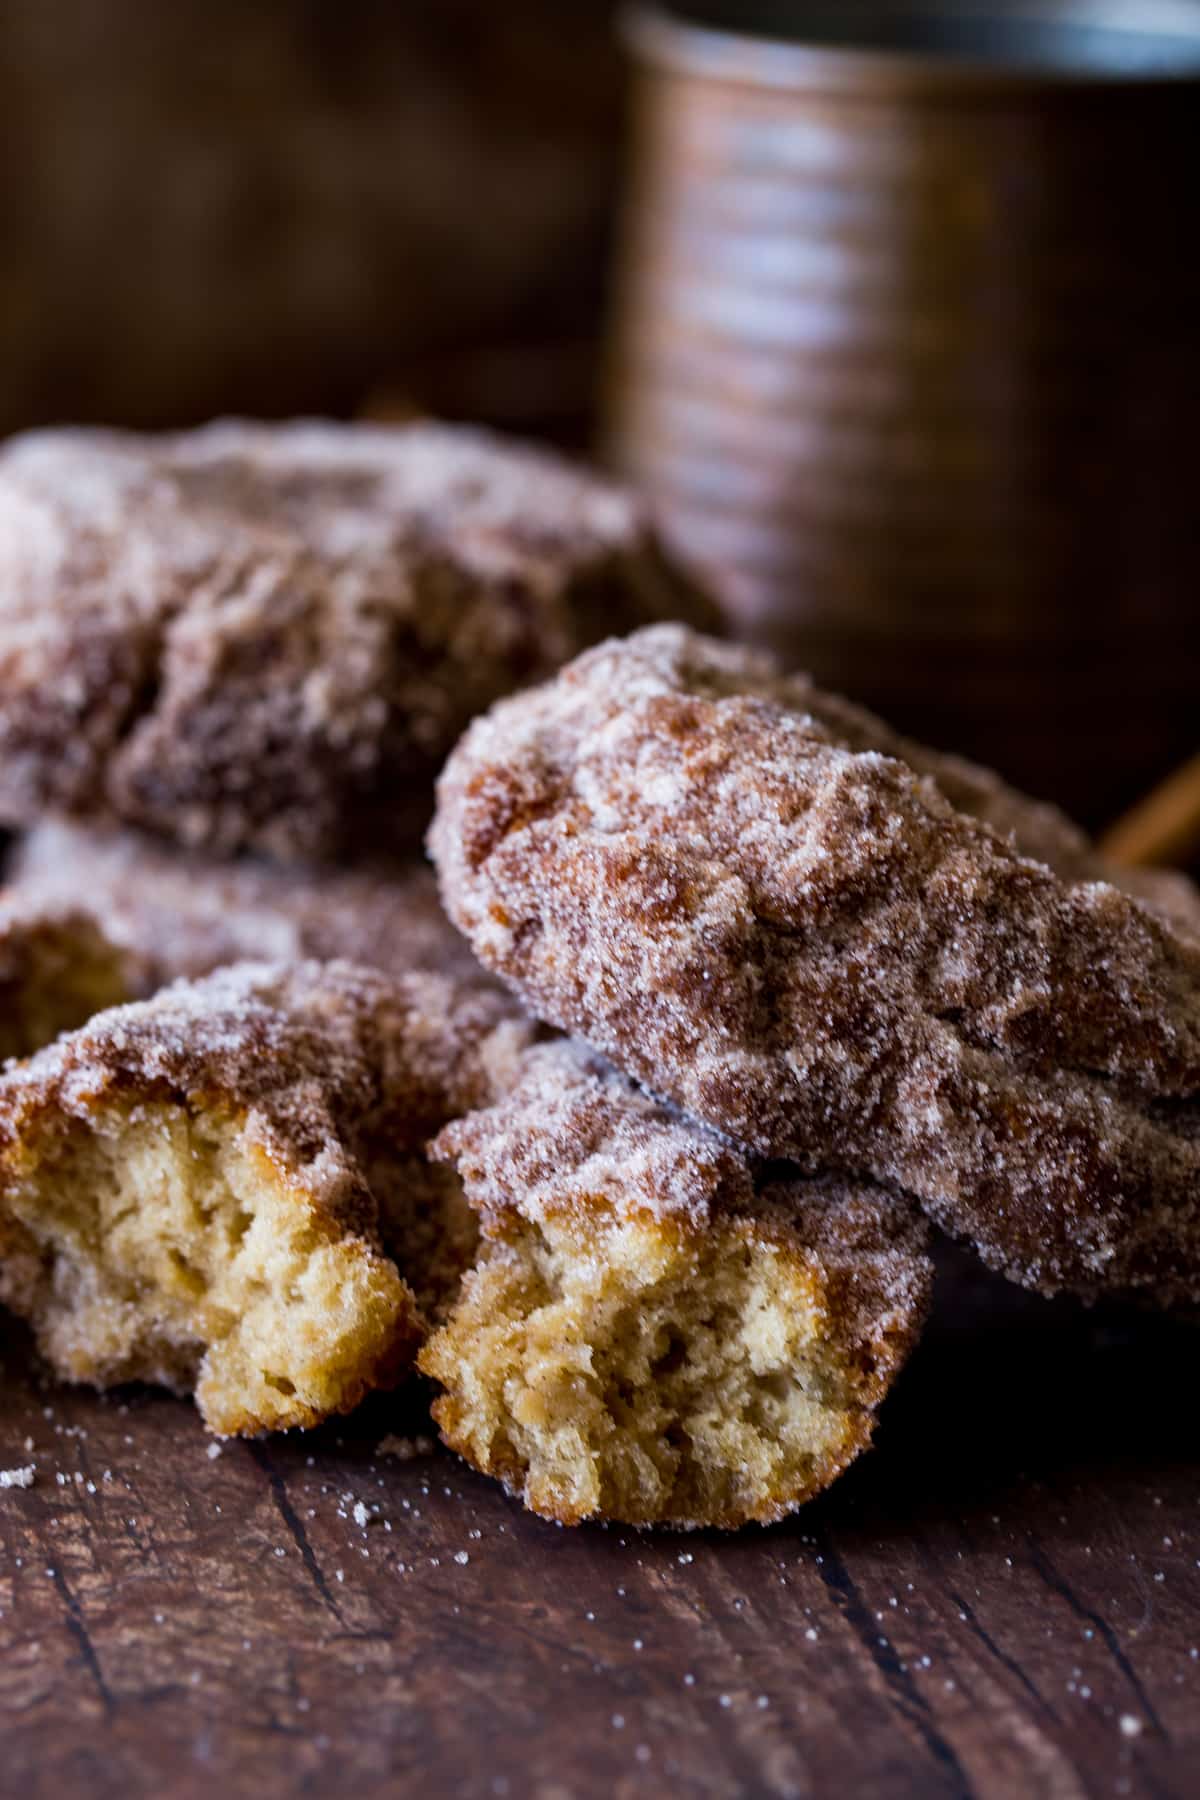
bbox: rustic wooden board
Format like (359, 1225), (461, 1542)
(2, 1253), (1198, 1800)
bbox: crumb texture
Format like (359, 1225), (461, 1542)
(430, 625), (1200, 1302)
(420, 1042), (932, 1528)
(0, 420), (716, 859)
(9, 819), (487, 993)
(0, 959), (535, 1431)
(0, 897), (129, 1060)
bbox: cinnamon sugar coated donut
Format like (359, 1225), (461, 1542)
(0, 960), (535, 1434)
(1111, 863), (1200, 947)
(0, 420), (718, 860)
(8, 820), (486, 993)
(430, 625), (1200, 1303)
(420, 1041), (932, 1529)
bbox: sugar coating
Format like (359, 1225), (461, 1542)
(421, 1040), (932, 1528)
(435, 1040), (931, 1331)
(431, 625), (1200, 1301)
(0, 960), (536, 1432)
(9, 819), (487, 993)
(0, 959), (532, 1165)
(1113, 864), (1200, 947)
(0, 420), (717, 860)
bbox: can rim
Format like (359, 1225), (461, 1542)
(622, 3), (1200, 96)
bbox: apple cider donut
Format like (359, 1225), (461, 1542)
(430, 625), (1200, 1302)
(420, 1041), (932, 1529)
(0, 960), (534, 1434)
(8, 820), (486, 994)
(0, 420), (718, 860)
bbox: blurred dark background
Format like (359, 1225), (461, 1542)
(0, 0), (621, 443)
(2, 0), (1196, 859)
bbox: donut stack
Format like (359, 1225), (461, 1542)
(0, 420), (710, 1469)
(424, 627), (1200, 1526)
(0, 421), (1196, 1532)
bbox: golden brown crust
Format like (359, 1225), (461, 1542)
(0, 960), (536, 1431)
(0, 421), (718, 860)
(430, 625), (1200, 1303)
(420, 1041), (931, 1528)
(8, 820), (486, 993)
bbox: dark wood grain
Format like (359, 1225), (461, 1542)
(2, 1254), (1198, 1799)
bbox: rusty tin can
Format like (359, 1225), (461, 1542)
(607, 2), (1200, 823)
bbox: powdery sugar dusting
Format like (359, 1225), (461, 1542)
(431, 625), (1200, 1302)
(434, 1037), (932, 1352)
(0, 959), (535, 1243)
(9, 819), (488, 994)
(0, 421), (717, 860)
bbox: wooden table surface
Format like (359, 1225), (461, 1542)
(2, 1250), (1197, 1800)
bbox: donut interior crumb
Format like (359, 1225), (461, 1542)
(422, 1205), (877, 1530)
(0, 909), (129, 1061)
(0, 1098), (414, 1436)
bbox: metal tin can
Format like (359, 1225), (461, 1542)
(607, 2), (1200, 823)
